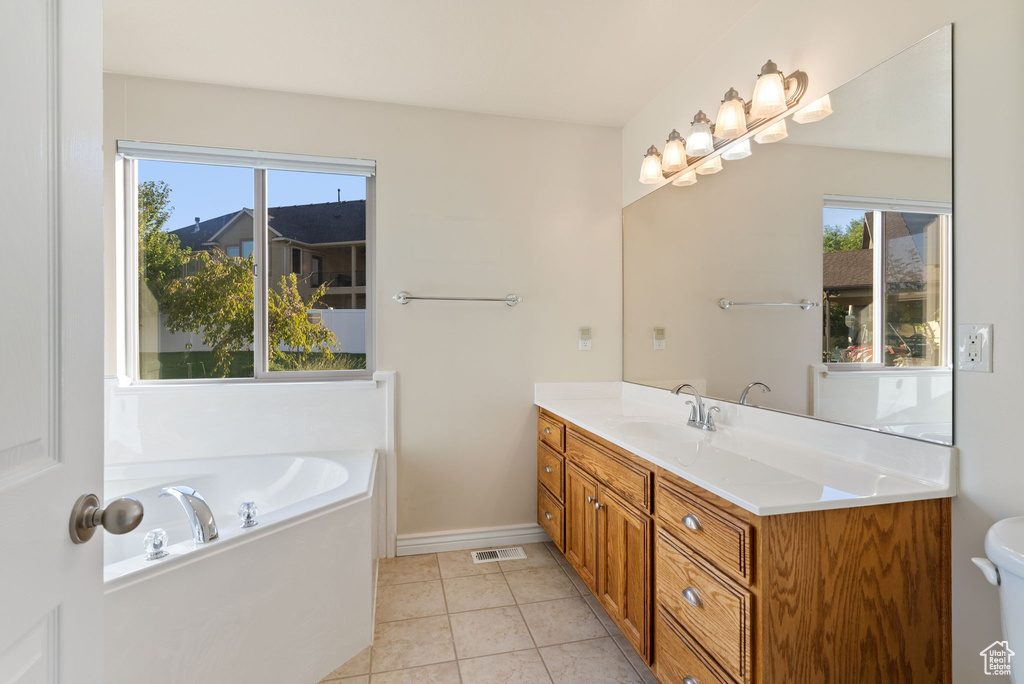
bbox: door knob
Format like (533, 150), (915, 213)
(69, 493), (144, 544)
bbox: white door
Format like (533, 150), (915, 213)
(0, 0), (105, 682)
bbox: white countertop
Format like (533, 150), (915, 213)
(535, 382), (957, 516)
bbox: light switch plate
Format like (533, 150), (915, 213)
(653, 327), (666, 351)
(957, 324), (993, 372)
(578, 327), (592, 351)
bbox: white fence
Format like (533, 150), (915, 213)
(155, 309), (367, 355)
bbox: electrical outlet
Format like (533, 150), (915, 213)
(653, 327), (666, 351)
(958, 324), (993, 372)
(578, 327), (592, 351)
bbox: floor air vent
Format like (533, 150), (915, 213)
(471, 547), (527, 563)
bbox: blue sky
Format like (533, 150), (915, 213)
(139, 160), (366, 231)
(823, 207), (866, 231)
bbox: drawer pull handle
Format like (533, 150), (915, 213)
(683, 514), (703, 531)
(683, 677), (699, 684)
(682, 587), (703, 608)
(544, 466), (553, 473)
(544, 427), (552, 434)
(544, 511), (553, 520)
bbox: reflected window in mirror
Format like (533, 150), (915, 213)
(822, 198), (951, 370)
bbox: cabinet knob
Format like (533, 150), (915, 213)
(594, 502), (604, 510)
(586, 496), (594, 503)
(683, 514), (703, 531)
(683, 677), (699, 684)
(544, 427), (552, 434)
(544, 466), (552, 473)
(544, 511), (553, 520)
(682, 587), (703, 608)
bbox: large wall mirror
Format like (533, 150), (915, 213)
(623, 27), (952, 444)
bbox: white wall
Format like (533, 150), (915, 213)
(622, 1), (1024, 679)
(103, 75), (623, 537)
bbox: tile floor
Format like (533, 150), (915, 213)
(317, 541), (659, 684)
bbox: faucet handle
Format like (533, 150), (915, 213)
(702, 406), (721, 431)
(238, 501), (259, 528)
(685, 400), (700, 426)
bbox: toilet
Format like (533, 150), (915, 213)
(973, 516), (1024, 683)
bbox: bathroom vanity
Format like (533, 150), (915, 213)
(535, 382), (955, 684)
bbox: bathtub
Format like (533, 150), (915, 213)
(103, 449), (382, 684)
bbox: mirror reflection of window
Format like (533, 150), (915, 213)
(822, 204), (950, 368)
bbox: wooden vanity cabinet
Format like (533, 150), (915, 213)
(536, 408), (952, 684)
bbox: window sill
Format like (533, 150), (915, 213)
(106, 374), (379, 393)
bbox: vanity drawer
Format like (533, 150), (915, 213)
(565, 431), (651, 513)
(657, 528), (752, 683)
(538, 484), (564, 551)
(538, 412), (565, 453)
(657, 477), (753, 584)
(655, 605), (736, 684)
(537, 444), (564, 501)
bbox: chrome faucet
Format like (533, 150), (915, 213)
(739, 381), (771, 405)
(672, 384), (718, 431)
(159, 486), (219, 543)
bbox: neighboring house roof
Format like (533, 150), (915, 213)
(823, 249), (873, 290)
(824, 211), (932, 291)
(168, 199), (366, 249)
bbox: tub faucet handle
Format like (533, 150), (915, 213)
(144, 528), (169, 560)
(238, 501), (259, 529)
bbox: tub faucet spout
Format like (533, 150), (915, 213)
(159, 486), (219, 543)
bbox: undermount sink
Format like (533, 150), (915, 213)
(613, 420), (707, 445)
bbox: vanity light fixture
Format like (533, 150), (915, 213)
(753, 119), (788, 144)
(714, 88), (748, 139)
(661, 130), (687, 174)
(793, 94), (833, 123)
(721, 139), (752, 161)
(671, 169), (697, 186)
(695, 156), (723, 175)
(685, 111), (715, 157)
(638, 145), (663, 184)
(749, 59), (788, 119)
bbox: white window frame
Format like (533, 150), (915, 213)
(822, 194), (952, 372)
(117, 140), (377, 383)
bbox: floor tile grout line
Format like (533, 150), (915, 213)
(504, 564), (557, 684)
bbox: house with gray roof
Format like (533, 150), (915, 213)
(169, 199), (367, 310)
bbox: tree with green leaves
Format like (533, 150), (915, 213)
(139, 180), (340, 377)
(823, 218), (865, 253)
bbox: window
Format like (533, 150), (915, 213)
(822, 196), (951, 368)
(119, 141), (375, 381)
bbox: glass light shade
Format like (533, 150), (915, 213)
(793, 94), (833, 123)
(671, 169), (697, 187)
(714, 89), (747, 139)
(638, 145), (663, 184)
(662, 131), (687, 174)
(686, 111), (715, 157)
(721, 139), (752, 161)
(749, 60), (787, 119)
(695, 156), (723, 175)
(753, 119), (788, 144)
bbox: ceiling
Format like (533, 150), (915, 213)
(102, 0), (763, 127)
(785, 27), (951, 158)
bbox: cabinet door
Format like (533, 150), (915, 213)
(564, 462), (598, 592)
(597, 487), (652, 662)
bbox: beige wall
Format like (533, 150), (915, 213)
(622, 1), (1024, 679)
(103, 74), (623, 535)
(623, 142), (951, 414)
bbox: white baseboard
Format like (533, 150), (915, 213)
(396, 523), (550, 556)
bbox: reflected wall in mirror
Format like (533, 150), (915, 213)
(623, 27), (952, 444)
